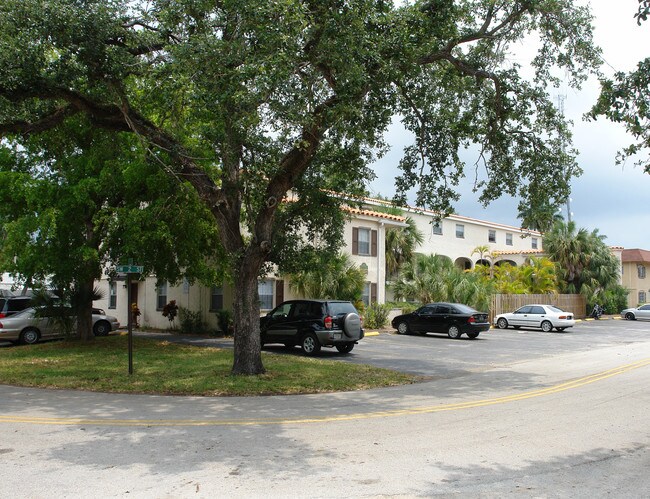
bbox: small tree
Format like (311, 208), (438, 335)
(162, 300), (179, 328)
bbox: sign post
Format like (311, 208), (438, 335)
(117, 263), (143, 375)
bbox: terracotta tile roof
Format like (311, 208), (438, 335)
(622, 248), (650, 263)
(493, 249), (545, 256)
(361, 195), (542, 235)
(344, 206), (406, 223)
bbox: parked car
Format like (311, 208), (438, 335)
(0, 307), (120, 345)
(391, 302), (490, 339)
(260, 299), (364, 355)
(621, 304), (650, 321)
(0, 296), (33, 319)
(494, 304), (575, 332)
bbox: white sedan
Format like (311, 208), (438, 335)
(494, 304), (575, 332)
(621, 304), (650, 321)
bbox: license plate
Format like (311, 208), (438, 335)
(333, 333), (342, 340)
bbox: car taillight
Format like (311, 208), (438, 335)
(324, 316), (332, 329)
(559, 315), (567, 319)
(0, 313), (5, 319)
(359, 315), (364, 328)
(467, 316), (476, 324)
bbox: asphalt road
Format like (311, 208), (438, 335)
(1, 318), (649, 498)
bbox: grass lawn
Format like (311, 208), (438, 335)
(0, 334), (419, 396)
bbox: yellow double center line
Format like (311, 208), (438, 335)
(2, 358), (649, 427)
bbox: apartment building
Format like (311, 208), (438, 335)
(621, 248), (650, 306)
(95, 199), (545, 330)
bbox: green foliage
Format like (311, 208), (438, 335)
(589, 56), (650, 174)
(178, 307), (208, 335)
(286, 253), (365, 302)
(391, 254), (492, 312)
(385, 217), (425, 277)
(0, 0), (603, 374)
(364, 303), (391, 329)
(162, 300), (179, 325)
(543, 221), (620, 303)
(216, 309), (234, 336)
(588, 285), (629, 316)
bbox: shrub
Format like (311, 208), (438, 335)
(364, 303), (391, 329)
(216, 309), (234, 336)
(178, 307), (208, 335)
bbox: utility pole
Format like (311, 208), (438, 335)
(556, 94), (573, 223)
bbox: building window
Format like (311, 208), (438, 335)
(639, 291), (647, 304)
(455, 224), (464, 239)
(432, 222), (442, 235)
(488, 230), (496, 243)
(108, 282), (117, 309)
(358, 228), (371, 255)
(362, 282), (371, 307)
(352, 227), (377, 256)
(638, 265), (646, 279)
(210, 286), (223, 311)
(156, 282), (167, 310)
(258, 280), (274, 310)
(506, 233), (513, 246)
(532, 237), (538, 249)
(182, 277), (190, 294)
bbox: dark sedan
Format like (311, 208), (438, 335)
(391, 302), (490, 339)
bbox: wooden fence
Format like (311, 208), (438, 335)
(489, 294), (586, 323)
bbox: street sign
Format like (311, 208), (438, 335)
(117, 265), (143, 273)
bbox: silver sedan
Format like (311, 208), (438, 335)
(0, 307), (120, 344)
(494, 304), (575, 332)
(621, 304), (650, 321)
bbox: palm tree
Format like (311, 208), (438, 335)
(287, 253), (365, 302)
(391, 254), (492, 311)
(519, 256), (558, 294)
(543, 221), (619, 300)
(385, 217), (424, 277)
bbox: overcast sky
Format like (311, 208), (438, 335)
(368, 0), (649, 250)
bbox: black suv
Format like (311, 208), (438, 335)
(0, 296), (33, 319)
(260, 299), (364, 355)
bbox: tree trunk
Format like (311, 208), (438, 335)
(76, 278), (95, 343)
(230, 259), (265, 375)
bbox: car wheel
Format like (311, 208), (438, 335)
(301, 332), (321, 355)
(447, 325), (462, 339)
(20, 328), (40, 345)
(93, 320), (111, 337)
(396, 321), (410, 335)
(541, 320), (553, 332)
(625, 312), (636, 321)
(466, 331), (480, 339)
(336, 343), (354, 354)
(496, 318), (508, 329)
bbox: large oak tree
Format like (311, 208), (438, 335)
(0, 0), (601, 374)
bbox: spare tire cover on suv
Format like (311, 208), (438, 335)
(343, 312), (361, 338)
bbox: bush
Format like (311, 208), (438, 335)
(216, 309), (234, 336)
(364, 303), (391, 329)
(178, 307), (208, 335)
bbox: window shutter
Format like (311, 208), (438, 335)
(371, 230), (378, 256)
(352, 227), (359, 255)
(371, 283), (377, 303)
(275, 280), (284, 305)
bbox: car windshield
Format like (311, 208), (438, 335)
(328, 302), (357, 316)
